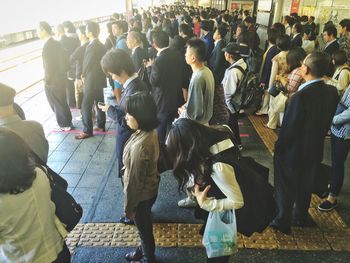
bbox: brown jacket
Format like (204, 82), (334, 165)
(122, 129), (160, 217)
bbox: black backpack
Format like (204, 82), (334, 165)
(230, 65), (258, 112)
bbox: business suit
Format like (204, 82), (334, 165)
(324, 40), (340, 76)
(107, 77), (147, 177)
(202, 32), (215, 62)
(81, 39), (107, 134)
(42, 37), (72, 127)
(208, 39), (227, 85)
(147, 48), (184, 144)
(272, 80), (338, 231)
(291, 33), (302, 48)
(60, 34), (80, 108)
(131, 46), (148, 71)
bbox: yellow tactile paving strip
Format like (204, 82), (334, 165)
(65, 114), (350, 254)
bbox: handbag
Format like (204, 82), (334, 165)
(38, 166), (83, 232)
(274, 92), (288, 113)
(268, 80), (284, 97)
(137, 60), (151, 92)
(203, 210), (237, 258)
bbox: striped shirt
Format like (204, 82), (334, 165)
(331, 87), (350, 138)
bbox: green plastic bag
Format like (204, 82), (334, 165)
(203, 210), (237, 258)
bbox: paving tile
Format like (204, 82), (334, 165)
(48, 151), (73, 162)
(56, 141), (80, 152)
(76, 174), (104, 188)
(47, 161), (66, 174)
(61, 160), (90, 174)
(293, 227), (331, 250)
(72, 188), (97, 204)
(242, 228), (277, 249)
(78, 223), (116, 247)
(60, 173), (83, 188)
(178, 224), (202, 247)
(47, 132), (68, 142)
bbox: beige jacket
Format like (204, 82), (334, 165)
(122, 129), (160, 218)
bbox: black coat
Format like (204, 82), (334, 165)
(42, 38), (67, 88)
(70, 42), (88, 79)
(324, 40), (339, 55)
(107, 77), (148, 177)
(147, 48), (185, 114)
(291, 33), (303, 48)
(60, 35), (80, 79)
(275, 80), (339, 167)
(82, 39), (107, 91)
(208, 39), (228, 84)
(131, 46), (148, 71)
(259, 45), (280, 87)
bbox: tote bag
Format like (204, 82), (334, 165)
(203, 210), (237, 258)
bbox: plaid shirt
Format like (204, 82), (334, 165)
(287, 67), (304, 96)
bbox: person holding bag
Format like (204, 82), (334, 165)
(0, 128), (70, 263)
(166, 119), (275, 262)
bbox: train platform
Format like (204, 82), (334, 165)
(12, 80), (350, 262)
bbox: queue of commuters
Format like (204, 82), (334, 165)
(1, 3), (350, 263)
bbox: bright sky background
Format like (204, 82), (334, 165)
(0, 0), (126, 35)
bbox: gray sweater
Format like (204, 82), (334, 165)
(180, 66), (214, 124)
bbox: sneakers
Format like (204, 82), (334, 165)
(318, 200), (337, 212)
(178, 197), (197, 208)
(54, 125), (73, 132)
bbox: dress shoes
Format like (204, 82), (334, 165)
(125, 247), (143, 262)
(269, 221), (291, 235)
(75, 132), (93, 140)
(93, 127), (105, 132)
(119, 216), (135, 225)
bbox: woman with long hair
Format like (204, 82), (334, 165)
(0, 128), (69, 263)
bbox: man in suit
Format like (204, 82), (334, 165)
(270, 52), (339, 234)
(38, 21), (73, 131)
(323, 26), (339, 76)
(56, 23), (80, 108)
(75, 21), (107, 140)
(127, 31), (148, 71)
(291, 22), (303, 48)
(146, 30), (184, 145)
(200, 20), (214, 62)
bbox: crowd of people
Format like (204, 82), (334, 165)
(1, 3), (350, 263)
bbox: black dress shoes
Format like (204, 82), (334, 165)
(125, 247), (143, 261)
(119, 216), (134, 225)
(269, 222), (291, 235)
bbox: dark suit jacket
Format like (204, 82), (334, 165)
(324, 40), (339, 55)
(275, 80), (338, 167)
(107, 77), (148, 176)
(60, 35), (80, 79)
(259, 45), (280, 87)
(208, 39), (228, 84)
(42, 38), (67, 88)
(291, 34), (303, 48)
(82, 39), (107, 91)
(147, 48), (184, 114)
(131, 46), (148, 71)
(70, 42), (88, 79)
(202, 32), (215, 62)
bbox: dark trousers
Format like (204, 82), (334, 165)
(157, 113), (175, 145)
(228, 112), (242, 146)
(81, 88), (106, 134)
(134, 196), (157, 263)
(44, 84), (72, 127)
(207, 256), (230, 263)
(52, 242), (71, 263)
(330, 134), (350, 196)
(273, 154), (316, 230)
(66, 79), (76, 108)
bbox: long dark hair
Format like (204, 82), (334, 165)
(0, 128), (36, 194)
(287, 47), (306, 73)
(166, 119), (231, 192)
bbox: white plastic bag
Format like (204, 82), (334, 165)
(203, 210), (237, 258)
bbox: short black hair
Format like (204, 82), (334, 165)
(304, 28), (316, 41)
(267, 28), (279, 44)
(39, 21), (52, 34)
(339, 19), (350, 32)
(272, 22), (286, 35)
(86, 21), (100, 37)
(216, 24), (227, 39)
(244, 17), (254, 24)
(200, 20), (213, 32)
(187, 38), (206, 62)
(323, 26), (337, 38)
(200, 10), (208, 20)
(276, 34), (291, 51)
(0, 128), (36, 194)
(101, 49), (136, 76)
(152, 30), (169, 48)
(287, 47), (307, 72)
(293, 22), (303, 34)
(304, 51), (331, 78)
(332, 50), (348, 66)
(78, 25), (86, 35)
(125, 92), (159, 132)
(179, 23), (192, 37)
(116, 20), (128, 33)
(62, 20), (76, 33)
